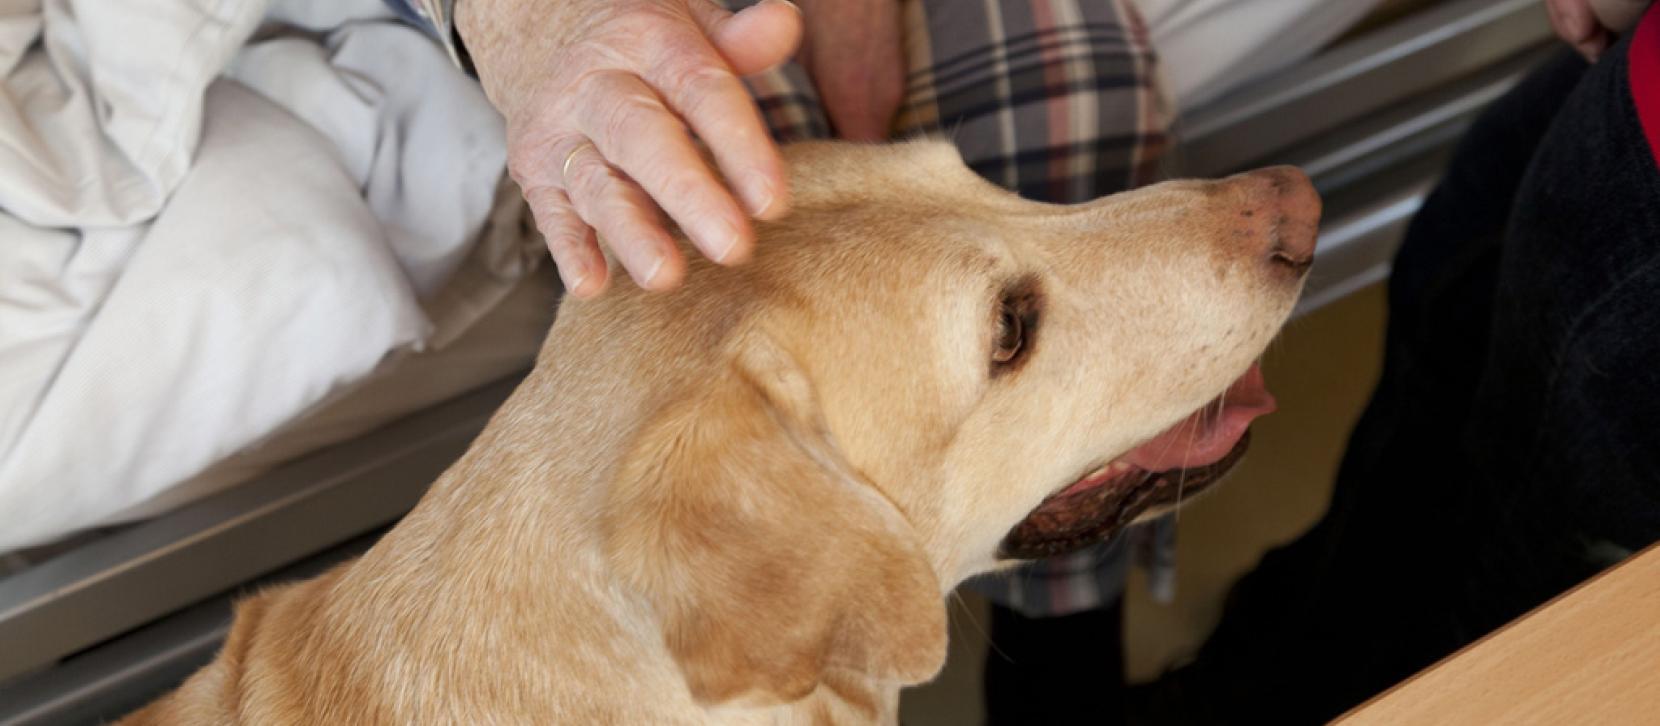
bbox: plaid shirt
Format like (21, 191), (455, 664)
(392, 0), (1176, 618)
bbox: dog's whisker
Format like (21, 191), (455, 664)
(948, 589), (1016, 665)
(949, 591), (988, 639)
(1147, 412), (1188, 464)
(1174, 413), (1201, 521)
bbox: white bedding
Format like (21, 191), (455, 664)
(0, 0), (518, 551)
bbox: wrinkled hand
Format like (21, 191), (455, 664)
(457, 0), (803, 296)
(1546, 0), (1648, 61)
(797, 0), (904, 141)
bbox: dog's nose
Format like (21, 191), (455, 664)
(1235, 165), (1320, 272)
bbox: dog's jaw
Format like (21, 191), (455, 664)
(997, 361), (1276, 559)
(1000, 433), (1251, 559)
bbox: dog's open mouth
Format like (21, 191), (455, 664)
(999, 364), (1277, 560)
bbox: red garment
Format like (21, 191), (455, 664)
(1631, 1), (1660, 167)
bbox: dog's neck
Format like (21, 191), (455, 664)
(329, 364), (914, 724)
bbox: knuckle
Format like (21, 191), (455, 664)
(561, 37), (626, 70)
(657, 62), (734, 113)
(636, 17), (699, 57)
(543, 226), (589, 255)
(603, 191), (653, 228)
(607, 199), (665, 242)
(505, 143), (548, 186)
(506, 130), (585, 186)
(569, 65), (624, 100)
(576, 173), (642, 226)
(521, 183), (564, 211)
(526, 194), (580, 244)
(593, 89), (666, 148)
(640, 158), (705, 200)
(566, 161), (617, 209)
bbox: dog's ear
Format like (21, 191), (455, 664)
(605, 332), (948, 706)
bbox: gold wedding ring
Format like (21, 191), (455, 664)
(561, 141), (596, 183)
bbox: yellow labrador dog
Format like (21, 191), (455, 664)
(122, 140), (1316, 724)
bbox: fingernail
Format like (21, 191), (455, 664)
(746, 173), (779, 218)
(640, 253), (665, 287)
(711, 231), (740, 263)
(561, 266), (587, 295)
(768, 0), (802, 13)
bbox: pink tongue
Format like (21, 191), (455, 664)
(1122, 363), (1276, 472)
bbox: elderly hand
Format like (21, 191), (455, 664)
(1546, 0), (1649, 61)
(797, 0), (904, 142)
(457, 0), (803, 297)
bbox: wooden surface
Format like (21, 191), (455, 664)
(1339, 543), (1660, 724)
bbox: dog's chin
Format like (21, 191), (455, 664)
(997, 363), (1275, 561)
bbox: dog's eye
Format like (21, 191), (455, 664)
(992, 303), (1025, 365)
(991, 278), (1041, 375)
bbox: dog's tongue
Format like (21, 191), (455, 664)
(1122, 363), (1276, 472)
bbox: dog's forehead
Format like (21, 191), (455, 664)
(775, 141), (1137, 275)
(754, 218), (1010, 318)
(781, 139), (991, 211)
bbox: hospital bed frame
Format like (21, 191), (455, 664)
(0, 0), (1557, 720)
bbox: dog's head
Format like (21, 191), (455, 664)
(549, 140), (1316, 708)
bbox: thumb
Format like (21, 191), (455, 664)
(690, 0), (804, 75)
(816, 67), (896, 141)
(1546, 0), (1600, 44)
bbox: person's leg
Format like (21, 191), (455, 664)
(1140, 15), (1660, 721)
(984, 597), (1127, 725)
(1176, 50), (1592, 724)
(893, 0), (1168, 197)
(1464, 2), (1660, 606)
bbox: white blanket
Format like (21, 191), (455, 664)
(0, 0), (510, 551)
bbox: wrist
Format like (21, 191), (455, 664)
(454, 0), (575, 123)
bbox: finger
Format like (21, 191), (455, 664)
(559, 140), (687, 290)
(576, 70), (760, 265)
(642, 37), (791, 225)
(813, 59), (902, 141)
(1576, 30), (1611, 61)
(524, 185), (609, 298)
(814, 66), (882, 141)
(1547, 0), (1600, 44)
(798, 2), (904, 141)
(690, 0), (804, 75)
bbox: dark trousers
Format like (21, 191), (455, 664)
(1135, 37), (1660, 726)
(985, 598), (1127, 726)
